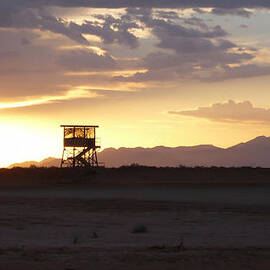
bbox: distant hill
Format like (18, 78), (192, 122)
(7, 136), (270, 168)
(8, 157), (61, 168)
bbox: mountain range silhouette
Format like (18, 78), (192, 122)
(8, 136), (270, 168)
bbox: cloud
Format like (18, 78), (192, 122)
(0, 1), (270, 109)
(182, 17), (209, 30)
(56, 49), (117, 71)
(239, 24), (249, 28)
(27, 0), (270, 9)
(169, 100), (270, 123)
(153, 21), (228, 40)
(211, 8), (252, 18)
(0, 27), (142, 105)
(0, 0), (266, 33)
(11, 8), (90, 45)
(21, 37), (31, 46)
(110, 9), (267, 83)
(0, 2), (139, 48)
(199, 64), (270, 82)
(0, 51), (19, 60)
(0, 88), (100, 110)
(113, 68), (178, 82)
(0, 0), (265, 51)
(113, 9), (256, 83)
(156, 10), (181, 20)
(80, 15), (140, 49)
(0, 4), (89, 45)
(0, 1), (261, 54)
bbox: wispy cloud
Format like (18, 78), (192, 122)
(0, 88), (100, 109)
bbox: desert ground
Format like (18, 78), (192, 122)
(1, 179), (270, 269)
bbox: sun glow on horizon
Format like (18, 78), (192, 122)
(1, 117), (270, 168)
(0, 123), (62, 168)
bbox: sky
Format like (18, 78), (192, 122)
(1, 0), (270, 167)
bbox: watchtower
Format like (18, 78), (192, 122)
(60, 125), (100, 168)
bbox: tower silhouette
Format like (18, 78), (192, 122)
(60, 125), (100, 168)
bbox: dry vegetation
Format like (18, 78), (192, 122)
(0, 167), (96, 187)
(1, 165), (270, 188)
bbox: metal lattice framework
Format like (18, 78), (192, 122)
(60, 125), (100, 168)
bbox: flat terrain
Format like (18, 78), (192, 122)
(1, 184), (270, 269)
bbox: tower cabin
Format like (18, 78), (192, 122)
(60, 125), (100, 168)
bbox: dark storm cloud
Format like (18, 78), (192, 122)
(169, 100), (270, 123)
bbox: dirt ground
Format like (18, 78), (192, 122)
(0, 186), (270, 269)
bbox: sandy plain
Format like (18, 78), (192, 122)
(0, 184), (270, 270)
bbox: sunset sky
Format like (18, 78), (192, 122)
(1, 0), (270, 167)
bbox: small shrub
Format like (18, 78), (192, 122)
(148, 238), (186, 252)
(175, 238), (186, 251)
(131, 224), (148, 234)
(72, 235), (79, 244)
(90, 232), (98, 239)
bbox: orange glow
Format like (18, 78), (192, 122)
(65, 69), (148, 77)
(58, 45), (106, 55)
(0, 123), (61, 167)
(2, 111), (270, 167)
(0, 89), (100, 110)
